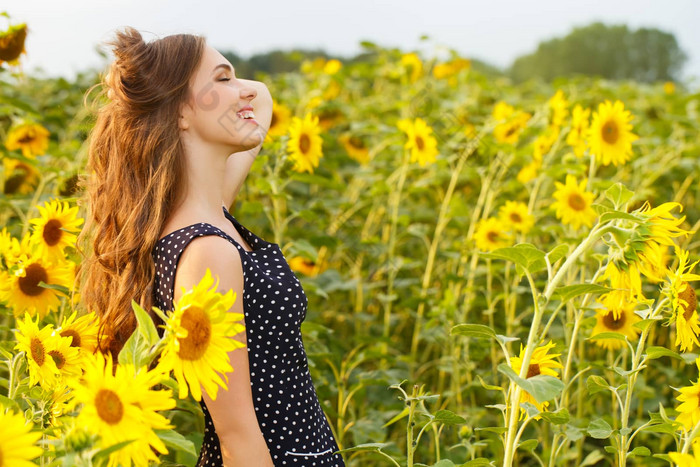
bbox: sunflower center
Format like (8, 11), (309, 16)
(18, 132), (36, 144)
(95, 389), (124, 425)
(510, 212), (522, 223)
(30, 337), (45, 366)
(603, 310), (626, 330)
(178, 306), (212, 360)
(602, 120), (619, 145)
(486, 230), (500, 243)
(349, 136), (365, 149)
(567, 193), (586, 211)
(415, 136), (425, 151)
(60, 329), (82, 347)
(680, 281), (698, 321)
(48, 350), (65, 369)
(42, 219), (64, 246)
(18, 263), (48, 297)
(270, 112), (278, 128)
(504, 125), (517, 138)
(527, 363), (540, 378)
(299, 134), (311, 154)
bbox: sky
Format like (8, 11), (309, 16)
(3, 0), (700, 85)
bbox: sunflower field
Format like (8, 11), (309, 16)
(2, 13), (700, 467)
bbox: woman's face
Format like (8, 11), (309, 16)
(180, 44), (262, 153)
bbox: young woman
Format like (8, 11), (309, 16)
(77, 26), (345, 466)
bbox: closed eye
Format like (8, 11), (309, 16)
(218, 78), (231, 82)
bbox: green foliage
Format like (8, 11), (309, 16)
(509, 22), (688, 83)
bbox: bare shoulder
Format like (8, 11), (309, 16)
(173, 235), (243, 303)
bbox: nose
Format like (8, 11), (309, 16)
(241, 85), (257, 101)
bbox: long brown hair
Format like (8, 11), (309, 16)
(75, 26), (206, 360)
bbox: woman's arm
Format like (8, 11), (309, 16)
(174, 235), (274, 466)
(223, 79), (273, 209)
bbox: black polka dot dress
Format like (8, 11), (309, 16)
(151, 206), (345, 466)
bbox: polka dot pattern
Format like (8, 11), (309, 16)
(151, 206), (345, 466)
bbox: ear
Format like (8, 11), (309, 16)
(179, 113), (189, 131)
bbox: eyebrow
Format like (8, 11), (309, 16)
(212, 63), (235, 75)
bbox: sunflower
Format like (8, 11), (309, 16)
(587, 100), (639, 167)
(0, 408), (44, 465)
(338, 133), (370, 165)
(3, 157), (40, 195)
(29, 198), (84, 264)
(498, 201), (535, 234)
(158, 268), (247, 402)
(47, 332), (83, 387)
(286, 113), (323, 174)
(517, 159), (541, 184)
(400, 52), (423, 83)
(288, 256), (320, 277)
(664, 247), (700, 353)
(547, 90), (569, 129)
(551, 174), (597, 230)
(432, 58), (471, 81)
(266, 101), (292, 139)
(47, 385), (75, 427)
(317, 105), (345, 131)
(0, 227), (21, 266)
(0, 22), (28, 65)
(669, 441), (700, 467)
(591, 301), (641, 350)
(493, 111), (531, 145)
(397, 117), (439, 167)
(473, 217), (513, 252)
(57, 310), (100, 354)
(323, 59), (342, 75)
(67, 350), (174, 467)
(636, 201), (694, 246)
(0, 235), (74, 319)
(322, 79), (341, 100)
(509, 340), (563, 420)
(674, 357), (700, 431)
(533, 126), (559, 161)
(663, 81), (676, 95)
(636, 239), (670, 284)
(566, 105), (590, 157)
(600, 261), (646, 316)
(4, 122), (50, 159)
(14, 312), (61, 390)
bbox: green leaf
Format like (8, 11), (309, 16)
(497, 363), (565, 404)
(587, 332), (628, 343)
(518, 439), (539, 451)
(586, 375), (610, 395)
(132, 300), (159, 347)
(480, 243), (547, 274)
(554, 284), (610, 302)
(580, 450), (605, 466)
(463, 459), (493, 466)
(477, 375), (504, 392)
(92, 439), (138, 464)
(520, 402), (540, 418)
(334, 442), (392, 454)
(645, 346), (683, 361)
(118, 324), (149, 367)
(37, 281), (70, 296)
(547, 244), (569, 265)
(604, 182), (634, 208)
(451, 324), (497, 340)
(154, 429), (196, 457)
(587, 418), (613, 439)
(428, 460), (456, 467)
(433, 409), (467, 426)
(600, 211), (643, 224)
(382, 407), (409, 428)
(538, 407), (570, 425)
(629, 446), (651, 457)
